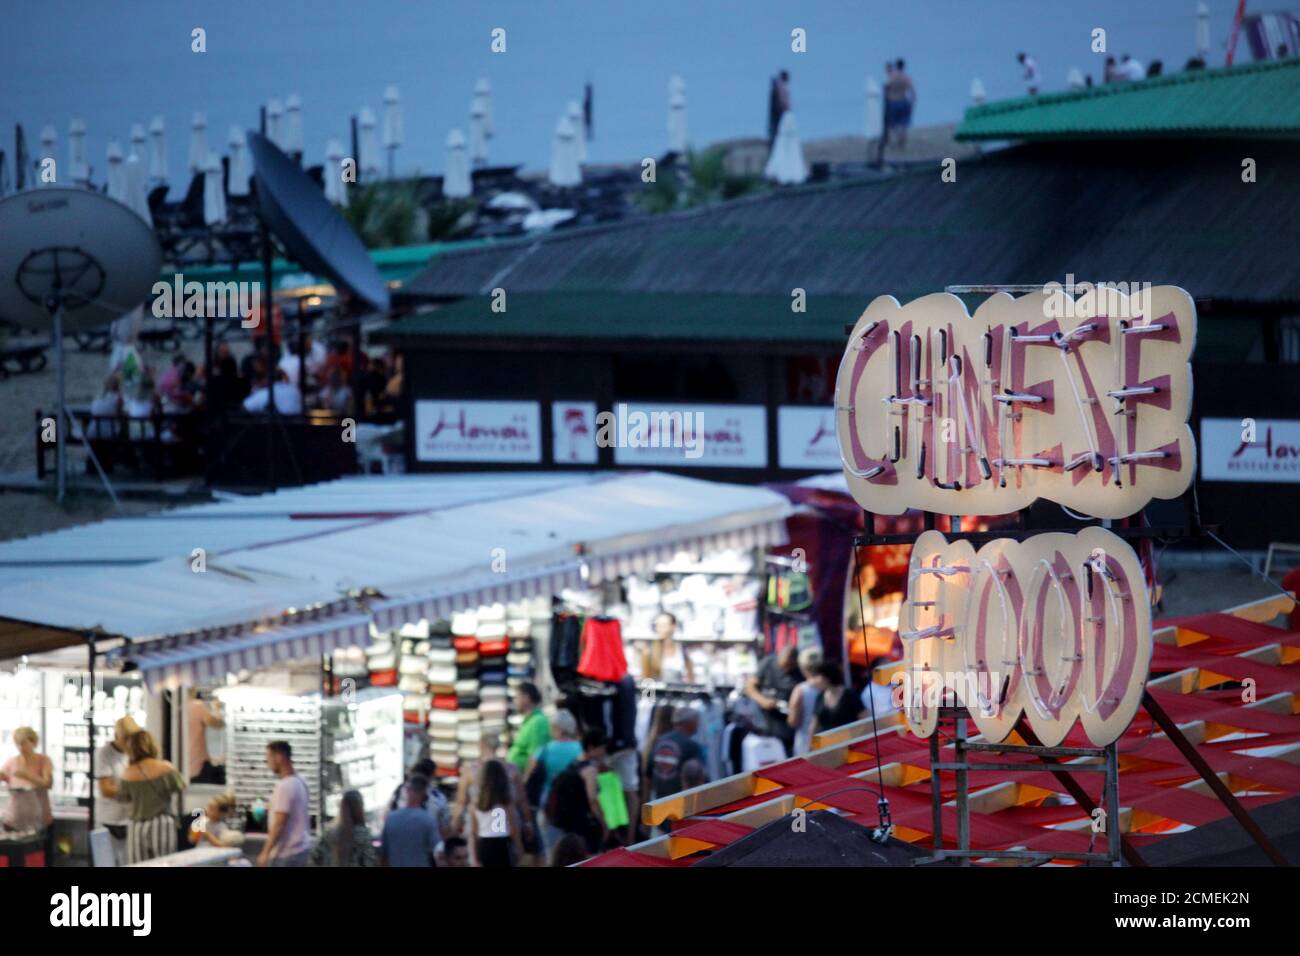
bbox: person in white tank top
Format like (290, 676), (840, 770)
(643, 612), (695, 684)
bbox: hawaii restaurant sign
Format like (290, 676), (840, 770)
(415, 400), (542, 463)
(898, 527), (1151, 747)
(1200, 418), (1300, 483)
(835, 287), (1197, 518)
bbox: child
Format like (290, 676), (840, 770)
(192, 792), (242, 848)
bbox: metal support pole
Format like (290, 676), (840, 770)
(1104, 741), (1121, 866)
(86, 634), (96, 833)
(1142, 689), (1288, 865)
(929, 730), (943, 854)
(54, 305), (66, 503)
(954, 714), (969, 865)
(258, 103), (277, 492)
(297, 300), (306, 410)
(1013, 717), (1146, 866)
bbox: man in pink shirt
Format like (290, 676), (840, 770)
(258, 740), (312, 867)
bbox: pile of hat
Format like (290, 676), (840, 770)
(426, 620), (461, 774)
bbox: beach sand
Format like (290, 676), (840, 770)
(0, 337), (205, 541)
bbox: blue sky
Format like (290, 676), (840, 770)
(2, 0), (1248, 191)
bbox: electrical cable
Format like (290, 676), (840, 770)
(1203, 528), (1296, 602)
(851, 542), (891, 841)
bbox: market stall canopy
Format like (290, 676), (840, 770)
(0, 473), (588, 587)
(0, 472), (790, 669)
(119, 612), (372, 693)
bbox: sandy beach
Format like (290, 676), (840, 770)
(0, 336), (203, 540)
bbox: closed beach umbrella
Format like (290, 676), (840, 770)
(69, 118), (88, 185)
(189, 111), (208, 174)
(125, 152), (152, 226)
(443, 129), (472, 199)
(358, 107), (380, 181)
(764, 111), (807, 185)
(227, 126), (251, 196)
(1196, 2), (1210, 58)
(106, 141), (127, 202)
(474, 78), (494, 139)
(40, 124), (57, 187)
(469, 96), (490, 167)
(865, 76), (882, 138)
(284, 94), (304, 157)
(130, 124), (147, 163)
(202, 151), (226, 225)
(667, 77), (687, 153)
(568, 100), (587, 164)
(1067, 67), (1085, 89)
(324, 139), (348, 207)
(970, 78), (987, 104)
(266, 98), (284, 149)
(383, 85), (403, 178)
(549, 114), (581, 187)
(149, 115), (168, 183)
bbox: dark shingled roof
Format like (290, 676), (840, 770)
(397, 139), (1300, 315)
(377, 291), (868, 345)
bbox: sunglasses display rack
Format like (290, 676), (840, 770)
(320, 688), (404, 826)
(220, 691), (322, 817)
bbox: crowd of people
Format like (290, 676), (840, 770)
(1, 644), (900, 868)
(84, 333), (402, 443)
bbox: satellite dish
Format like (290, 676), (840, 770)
(0, 188), (161, 331)
(246, 131), (389, 311)
(0, 188), (154, 504)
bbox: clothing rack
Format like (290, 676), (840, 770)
(637, 679), (720, 702)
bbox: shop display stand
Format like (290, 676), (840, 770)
(852, 486), (1288, 867)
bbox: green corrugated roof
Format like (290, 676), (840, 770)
(956, 58), (1300, 141)
(377, 291), (871, 345)
(163, 238), (490, 288)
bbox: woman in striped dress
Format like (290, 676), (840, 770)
(117, 730), (185, 864)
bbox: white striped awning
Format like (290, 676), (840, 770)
(370, 561), (584, 632)
(586, 517), (790, 583)
(118, 613), (373, 692)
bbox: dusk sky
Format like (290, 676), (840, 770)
(4, 1), (1243, 191)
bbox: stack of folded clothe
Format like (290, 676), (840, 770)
(452, 610), (482, 764)
(366, 631), (397, 688)
(398, 631), (431, 722)
(510, 599), (551, 737)
(476, 604), (509, 740)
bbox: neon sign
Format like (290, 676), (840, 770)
(898, 527), (1152, 747)
(835, 287), (1196, 518)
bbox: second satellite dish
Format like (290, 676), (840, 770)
(246, 131), (390, 312)
(0, 188), (162, 331)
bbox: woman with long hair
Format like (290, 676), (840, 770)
(116, 730), (185, 864)
(310, 789), (376, 867)
(470, 759), (523, 867)
(641, 612), (694, 684)
(810, 660), (865, 734)
(639, 703), (676, 813)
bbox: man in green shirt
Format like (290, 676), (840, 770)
(507, 682), (550, 773)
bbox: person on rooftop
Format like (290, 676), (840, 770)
(883, 58), (915, 150)
(1017, 52), (1040, 95)
(1118, 53), (1146, 81)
